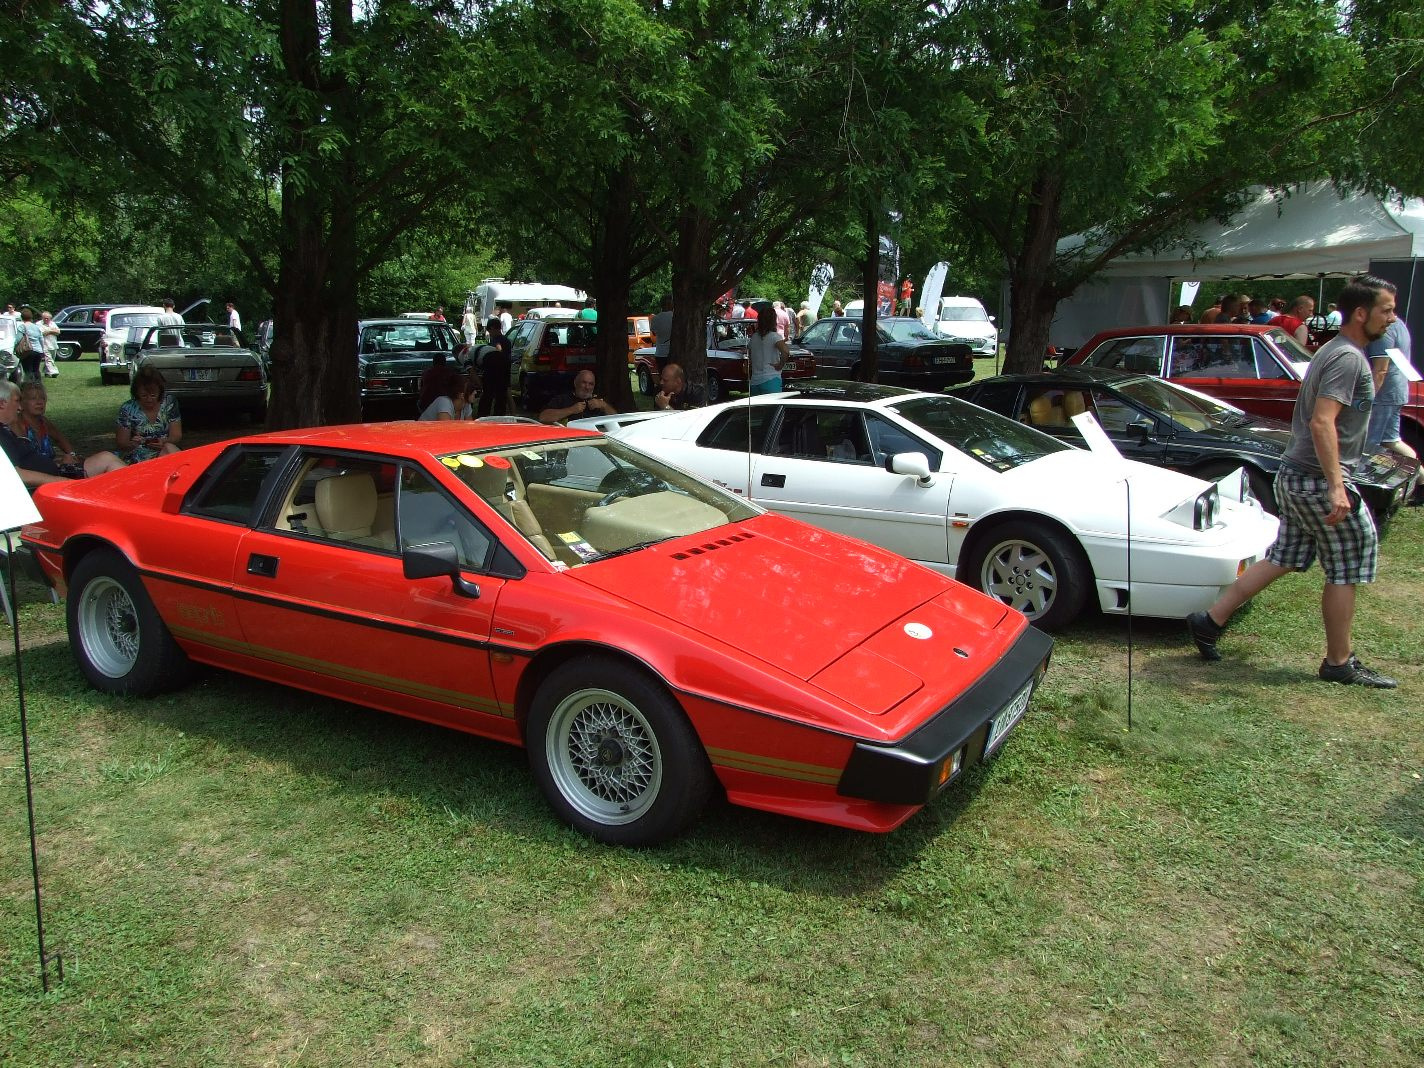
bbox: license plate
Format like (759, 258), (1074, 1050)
(985, 681), (1032, 755)
(184, 368), (216, 382)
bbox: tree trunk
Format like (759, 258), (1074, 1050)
(267, 0), (361, 429)
(670, 206), (715, 399)
(591, 164), (636, 413)
(860, 209), (880, 381)
(1003, 169), (1064, 375)
(268, 209), (361, 428)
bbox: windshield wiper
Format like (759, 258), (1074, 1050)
(592, 538), (671, 562)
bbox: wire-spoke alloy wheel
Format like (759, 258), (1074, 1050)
(76, 575), (142, 678)
(528, 657), (714, 845)
(546, 687), (663, 826)
(965, 523), (1089, 631)
(66, 549), (192, 696)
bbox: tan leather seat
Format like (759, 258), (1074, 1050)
(315, 473), (379, 542)
(1062, 391), (1088, 420)
(1028, 394), (1065, 427)
(462, 460), (558, 561)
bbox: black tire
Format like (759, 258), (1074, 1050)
(526, 656), (714, 845)
(961, 521), (1091, 631)
(705, 373), (723, 405)
(58, 343), (82, 362)
(66, 549), (193, 696)
(637, 366), (654, 396)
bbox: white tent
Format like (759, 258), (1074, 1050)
(1048, 184), (1424, 348)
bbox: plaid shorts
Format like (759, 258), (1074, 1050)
(1266, 470), (1377, 584)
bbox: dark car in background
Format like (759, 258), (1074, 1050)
(357, 318), (463, 419)
(53, 304), (123, 360)
(506, 316), (600, 411)
(633, 318), (817, 403)
(795, 315), (975, 390)
(953, 366), (1416, 527)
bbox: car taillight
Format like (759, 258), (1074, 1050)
(903, 354), (924, 370)
(237, 368), (261, 382)
(366, 377), (390, 390)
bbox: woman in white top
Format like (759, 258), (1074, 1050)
(746, 300), (790, 395)
(419, 369), (470, 421)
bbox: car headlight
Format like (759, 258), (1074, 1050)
(1193, 486), (1220, 530)
(106, 341), (121, 359)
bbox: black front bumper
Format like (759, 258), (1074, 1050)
(837, 627), (1054, 805)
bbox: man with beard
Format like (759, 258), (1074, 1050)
(1187, 275), (1399, 688)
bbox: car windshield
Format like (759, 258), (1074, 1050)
(1113, 376), (1247, 427)
(111, 312), (163, 331)
(939, 306), (989, 322)
(890, 395), (1073, 472)
(445, 437), (758, 566)
(361, 323), (455, 353)
(882, 320), (941, 342)
(1265, 328), (1314, 364)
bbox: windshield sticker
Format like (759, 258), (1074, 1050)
(557, 531), (600, 562)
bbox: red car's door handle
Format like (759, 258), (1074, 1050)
(246, 553), (279, 578)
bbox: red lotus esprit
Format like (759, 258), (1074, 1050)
(22, 421), (1052, 844)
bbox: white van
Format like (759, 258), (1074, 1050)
(933, 296), (997, 356)
(467, 280), (588, 329)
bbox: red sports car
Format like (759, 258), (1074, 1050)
(1066, 324), (1424, 454)
(22, 422), (1052, 845)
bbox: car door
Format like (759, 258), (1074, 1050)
(799, 320), (853, 376)
(230, 450), (514, 737)
(750, 405), (952, 566)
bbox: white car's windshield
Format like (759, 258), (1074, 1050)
(446, 438), (758, 566)
(891, 395), (1073, 472)
(939, 306), (989, 322)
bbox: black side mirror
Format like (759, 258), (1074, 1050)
(1126, 419), (1155, 444)
(403, 541), (481, 598)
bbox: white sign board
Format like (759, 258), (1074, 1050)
(0, 451), (40, 532)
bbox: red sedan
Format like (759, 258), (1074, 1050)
(1066, 324), (1424, 454)
(23, 421), (1051, 845)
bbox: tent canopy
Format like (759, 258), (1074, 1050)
(1045, 183), (1424, 346)
(1085, 183), (1424, 279)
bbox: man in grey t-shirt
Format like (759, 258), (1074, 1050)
(1187, 275), (1399, 688)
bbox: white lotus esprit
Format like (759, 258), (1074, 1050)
(586, 382), (1279, 630)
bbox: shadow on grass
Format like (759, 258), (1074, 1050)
(9, 638), (983, 896)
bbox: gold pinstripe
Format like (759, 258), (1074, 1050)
(705, 746), (842, 785)
(169, 625), (511, 718)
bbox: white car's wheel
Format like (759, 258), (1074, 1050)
(528, 657), (713, 845)
(964, 523), (1090, 631)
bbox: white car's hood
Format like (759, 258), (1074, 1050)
(991, 450), (1225, 533)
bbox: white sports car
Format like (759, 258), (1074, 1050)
(586, 383), (1279, 630)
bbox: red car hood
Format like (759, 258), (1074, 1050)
(570, 512), (1008, 681)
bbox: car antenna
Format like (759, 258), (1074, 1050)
(1124, 476), (1134, 731)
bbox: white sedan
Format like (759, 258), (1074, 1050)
(589, 383), (1279, 630)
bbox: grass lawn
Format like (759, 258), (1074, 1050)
(2, 357), (1422, 1065)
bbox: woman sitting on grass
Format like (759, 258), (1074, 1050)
(0, 380), (125, 486)
(18, 381), (82, 467)
(116, 366), (182, 463)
